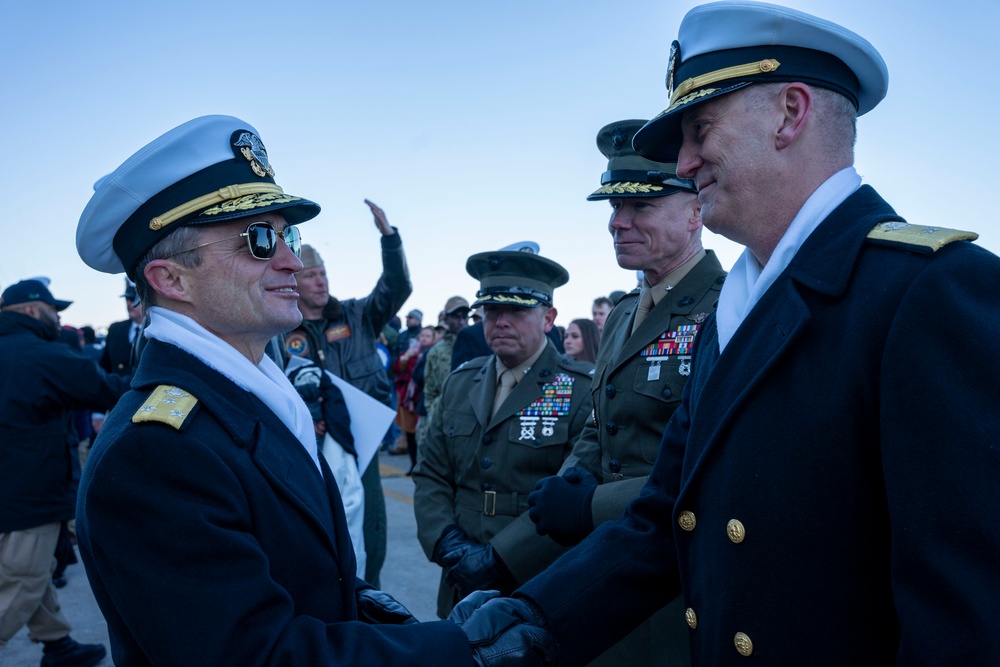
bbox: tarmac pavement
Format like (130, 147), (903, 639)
(3, 449), (441, 665)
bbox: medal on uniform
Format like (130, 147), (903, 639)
(641, 324), (701, 377)
(517, 373), (574, 440)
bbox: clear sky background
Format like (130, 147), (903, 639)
(3, 0), (998, 331)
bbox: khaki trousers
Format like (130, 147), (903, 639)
(0, 522), (72, 647)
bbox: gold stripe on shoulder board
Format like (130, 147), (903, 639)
(868, 222), (978, 252)
(132, 385), (199, 429)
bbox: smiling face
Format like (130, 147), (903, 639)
(676, 87), (776, 247)
(607, 192), (702, 285)
(176, 212), (304, 360)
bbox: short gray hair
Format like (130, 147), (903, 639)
(133, 226), (204, 308)
(812, 87), (858, 151)
(740, 82), (857, 161)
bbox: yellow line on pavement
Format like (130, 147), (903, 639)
(379, 461), (414, 505)
(380, 462), (408, 478)
(384, 488), (413, 505)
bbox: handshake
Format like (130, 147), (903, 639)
(425, 460), (601, 667)
(431, 526), (559, 666)
(357, 581), (556, 666)
(447, 590), (558, 667)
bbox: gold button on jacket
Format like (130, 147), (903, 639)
(734, 632), (753, 656)
(727, 519), (746, 543)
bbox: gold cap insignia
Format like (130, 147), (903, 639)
(232, 130), (276, 178)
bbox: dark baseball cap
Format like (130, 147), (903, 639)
(1, 279), (72, 311)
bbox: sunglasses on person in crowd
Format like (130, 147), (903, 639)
(169, 222), (302, 260)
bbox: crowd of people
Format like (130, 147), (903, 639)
(2, 2), (998, 666)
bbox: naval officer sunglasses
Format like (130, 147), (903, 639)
(168, 222), (302, 260)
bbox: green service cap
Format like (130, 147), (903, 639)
(467, 250), (569, 308)
(587, 119), (696, 201)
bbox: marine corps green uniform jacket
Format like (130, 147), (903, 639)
(413, 339), (593, 617)
(565, 250), (725, 521)
(563, 250), (724, 667)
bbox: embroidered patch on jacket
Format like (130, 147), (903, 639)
(132, 385), (198, 430)
(641, 324), (700, 357)
(325, 324), (351, 343)
(286, 331), (309, 356)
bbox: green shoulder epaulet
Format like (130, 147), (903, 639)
(456, 356), (490, 374)
(558, 356), (596, 376)
(867, 222), (978, 252)
(132, 385), (199, 430)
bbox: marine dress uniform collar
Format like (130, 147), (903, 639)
(645, 249), (706, 310)
(490, 340), (549, 426)
(612, 250), (723, 373)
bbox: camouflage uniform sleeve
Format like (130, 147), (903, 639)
(423, 343), (448, 415)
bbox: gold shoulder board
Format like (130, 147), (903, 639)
(867, 222), (978, 252)
(132, 385), (199, 430)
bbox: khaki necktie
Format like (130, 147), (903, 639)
(492, 370), (517, 418)
(631, 288), (655, 334)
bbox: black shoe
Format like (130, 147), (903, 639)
(52, 575), (68, 588)
(41, 636), (107, 667)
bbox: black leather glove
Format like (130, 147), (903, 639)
(432, 525), (475, 568)
(449, 594), (558, 667)
(527, 467), (598, 547)
(356, 588), (419, 625)
(448, 589), (502, 625)
(444, 542), (507, 599)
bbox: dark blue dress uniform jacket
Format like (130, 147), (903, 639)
(519, 186), (1000, 665)
(76, 339), (472, 666)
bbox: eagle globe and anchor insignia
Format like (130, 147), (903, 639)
(232, 130), (276, 178)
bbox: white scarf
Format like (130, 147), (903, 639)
(716, 167), (862, 353)
(143, 307), (321, 472)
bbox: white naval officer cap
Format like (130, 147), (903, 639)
(77, 115), (320, 279)
(633, 1), (889, 161)
(499, 241), (540, 254)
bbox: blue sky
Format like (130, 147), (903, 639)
(3, 0), (998, 330)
